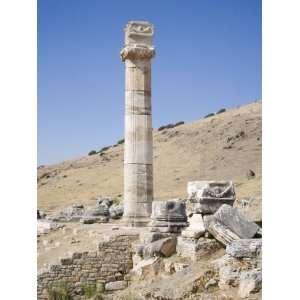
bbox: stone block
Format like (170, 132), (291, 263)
(206, 218), (240, 246)
(140, 232), (170, 244)
(105, 280), (127, 291)
(143, 237), (177, 258)
(188, 181), (235, 214)
(124, 114), (153, 164)
(177, 237), (222, 261)
(238, 269), (262, 298)
(150, 199), (188, 233)
(226, 239), (262, 258)
(214, 204), (260, 239)
(181, 214), (205, 239)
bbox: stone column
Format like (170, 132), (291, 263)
(120, 21), (155, 226)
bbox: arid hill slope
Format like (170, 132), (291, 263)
(38, 101), (261, 221)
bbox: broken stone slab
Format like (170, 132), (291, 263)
(206, 218), (241, 246)
(109, 203), (124, 219)
(105, 280), (127, 291)
(226, 239), (262, 258)
(181, 214), (206, 239)
(80, 216), (109, 224)
(131, 257), (163, 278)
(177, 236), (222, 261)
(143, 237), (177, 258)
(140, 232), (171, 244)
(213, 254), (261, 291)
(46, 205), (85, 222)
(96, 197), (113, 208)
(187, 181), (236, 214)
(214, 204), (260, 239)
(150, 199), (188, 233)
(238, 269), (262, 298)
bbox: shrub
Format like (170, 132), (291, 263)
(82, 283), (104, 299)
(216, 108), (226, 114)
(47, 282), (71, 300)
(88, 150), (97, 156)
(117, 138), (125, 144)
(99, 146), (110, 153)
(174, 121), (184, 127)
(204, 113), (215, 118)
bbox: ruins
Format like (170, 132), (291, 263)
(120, 21), (155, 226)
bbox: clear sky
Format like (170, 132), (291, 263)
(38, 0), (261, 165)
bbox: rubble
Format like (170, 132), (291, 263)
(214, 204), (260, 239)
(177, 237), (222, 261)
(150, 199), (188, 233)
(181, 214), (206, 239)
(226, 239), (262, 258)
(142, 237), (177, 258)
(187, 181), (236, 214)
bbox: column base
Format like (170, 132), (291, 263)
(122, 216), (151, 227)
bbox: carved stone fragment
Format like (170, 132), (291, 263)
(187, 181), (236, 214)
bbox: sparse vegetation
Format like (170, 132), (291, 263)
(81, 283), (104, 298)
(99, 146), (110, 153)
(117, 138), (125, 144)
(47, 282), (71, 300)
(88, 150), (97, 156)
(216, 108), (226, 114)
(204, 113), (215, 118)
(158, 121), (185, 131)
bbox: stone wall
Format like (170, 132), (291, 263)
(37, 233), (139, 299)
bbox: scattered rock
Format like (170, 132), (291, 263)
(105, 280), (127, 291)
(214, 204), (260, 239)
(206, 218), (241, 246)
(226, 239), (262, 258)
(205, 278), (218, 289)
(96, 197), (113, 208)
(177, 237), (222, 261)
(238, 269), (262, 298)
(140, 232), (170, 244)
(109, 203), (124, 219)
(188, 181), (236, 214)
(247, 169), (256, 179)
(181, 214), (206, 239)
(143, 237), (177, 258)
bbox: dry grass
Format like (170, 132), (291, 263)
(38, 101), (261, 220)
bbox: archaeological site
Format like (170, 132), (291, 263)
(38, 19), (262, 300)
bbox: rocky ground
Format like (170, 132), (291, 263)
(38, 101), (261, 222)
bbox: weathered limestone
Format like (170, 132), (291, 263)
(181, 214), (206, 239)
(206, 218), (240, 246)
(226, 239), (262, 258)
(214, 204), (260, 239)
(142, 237), (177, 258)
(150, 200), (188, 233)
(238, 269), (262, 298)
(177, 237), (222, 261)
(188, 181), (236, 214)
(121, 21), (155, 226)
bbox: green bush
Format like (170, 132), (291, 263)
(88, 150), (97, 156)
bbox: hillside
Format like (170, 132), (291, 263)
(38, 101), (262, 221)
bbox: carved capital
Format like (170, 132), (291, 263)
(120, 45), (155, 62)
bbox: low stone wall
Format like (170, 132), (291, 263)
(37, 232), (139, 299)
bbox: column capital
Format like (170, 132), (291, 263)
(120, 45), (155, 62)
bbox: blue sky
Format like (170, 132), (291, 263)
(38, 0), (261, 165)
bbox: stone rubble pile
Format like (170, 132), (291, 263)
(44, 197), (124, 225)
